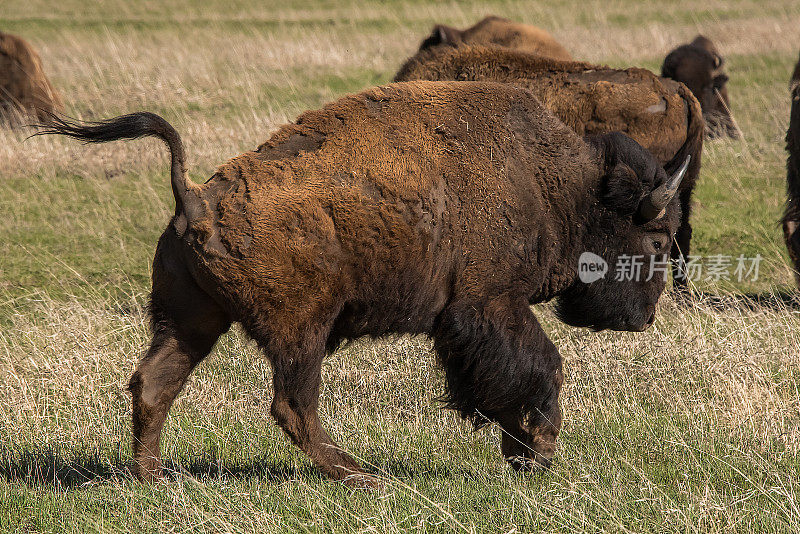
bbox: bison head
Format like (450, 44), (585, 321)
(661, 37), (738, 139)
(417, 24), (464, 51)
(556, 133), (687, 332)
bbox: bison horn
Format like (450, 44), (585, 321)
(638, 155), (690, 221)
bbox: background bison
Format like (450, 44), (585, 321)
(395, 45), (703, 290)
(661, 35), (739, 139)
(0, 31), (62, 125)
(417, 16), (572, 61)
(40, 81), (686, 486)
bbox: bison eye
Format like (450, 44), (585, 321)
(643, 234), (668, 254)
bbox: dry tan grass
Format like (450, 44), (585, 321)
(4, 291), (799, 455)
(2, 289), (798, 530)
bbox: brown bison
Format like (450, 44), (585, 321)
(394, 45), (703, 290)
(661, 35), (738, 139)
(0, 31), (62, 125)
(39, 81), (687, 486)
(783, 53), (800, 286)
(417, 16), (572, 61)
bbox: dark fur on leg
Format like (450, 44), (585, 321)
(433, 296), (563, 466)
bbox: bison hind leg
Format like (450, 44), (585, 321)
(130, 237), (231, 482)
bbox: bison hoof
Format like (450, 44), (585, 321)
(133, 459), (165, 483)
(505, 453), (552, 472)
(341, 472), (382, 490)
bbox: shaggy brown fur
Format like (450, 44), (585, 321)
(394, 45), (703, 289)
(39, 81), (684, 487)
(783, 53), (800, 287)
(0, 31), (62, 125)
(418, 16), (572, 61)
(662, 35), (737, 139)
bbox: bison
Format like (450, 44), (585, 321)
(661, 35), (738, 139)
(783, 53), (800, 287)
(39, 81), (687, 487)
(417, 16), (572, 61)
(0, 31), (62, 125)
(394, 45), (703, 291)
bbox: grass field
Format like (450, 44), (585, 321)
(2, 0), (800, 532)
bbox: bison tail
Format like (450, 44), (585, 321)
(34, 112), (202, 221)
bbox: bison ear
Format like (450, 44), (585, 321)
(591, 132), (660, 217)
(602, 163), (645, 216)
(418, 24), (462, 50)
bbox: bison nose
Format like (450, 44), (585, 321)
(631, 311), (656, 332)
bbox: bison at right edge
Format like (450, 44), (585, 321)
(38, 81), (687, 487)
(783, 53), (800, 287)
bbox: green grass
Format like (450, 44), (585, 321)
(2, 0), (800, 532)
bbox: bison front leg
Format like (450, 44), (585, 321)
(268, 337), (376, 488)
(433, 297), (564, 471)
(671, 186), (694, 294)
(783, 216), (800, 288)
(497, 390), (562, 471)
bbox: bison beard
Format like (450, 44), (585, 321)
(37, 81), (684, 487)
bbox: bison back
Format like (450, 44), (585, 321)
(395, 45), (702, 174)
(460, 16), (572, 61)
(180, 81), (596, 332)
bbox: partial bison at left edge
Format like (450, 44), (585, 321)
(38, 81), (687, 487)
(0, 31), (62, 125)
